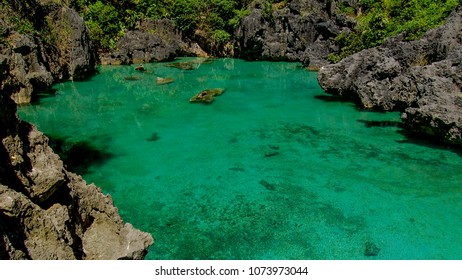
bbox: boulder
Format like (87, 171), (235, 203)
(135, 64), (146, 71)
(190, 88), (226, 103)
(101, 19), (190, 65)
(318, 5), (462, 146)
(364, 241), (380, 257)
(156, 77), (174, 85)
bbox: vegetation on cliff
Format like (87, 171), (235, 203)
(5, 0), (457, 60)
(70, 0), (252, 52)
(0, 0), (57, 46)
(329, 0), (459, 62)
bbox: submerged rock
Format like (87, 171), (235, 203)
(318, 5), (462, 146)
(166, 61), (197, 70)
(259, 179), (276, 191)
(124, 76), (140, 81)
(146, 132), (161, 142)
(156, 77), (174, 85)
(229, 167), (245, 172)
(190, 88), (225, 103)
(364, 241), (380, 257)
(264, 151), (280, 158)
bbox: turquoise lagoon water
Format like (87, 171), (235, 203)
(18, 58), (462, 260)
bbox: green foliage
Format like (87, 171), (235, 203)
(0, 1), (36, 36)
(169, 0), (203, 33)
(211, 29), (231, 45)
(338, 2), (356, 15)
(330, 0), (459, 62)
(81, 1), (124, 50)
(261, 0), (275, 23)
(229, 7), (251, 28)
(69, 0), (251, 52)
(11, 16), (36, 35)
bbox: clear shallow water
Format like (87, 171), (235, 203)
(18, 58), (462, 260)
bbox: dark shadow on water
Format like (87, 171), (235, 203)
(74, 69), (100, 82)
(396, 129), (462, 157)
(26, 88), (59, 105)
(358, 120), (404, 128)
(27, 70), (101, 105)
(48, 136), (116, 174)
(314, 94), (353, 104)
(314, 94), (366, 112)
(314, 94), (392, 113)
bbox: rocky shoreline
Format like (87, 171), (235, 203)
(1, 0), (152, 259)
(0, 2), (97, 104)
(318, 5), (462, 146)
(0, 86), (153, 259)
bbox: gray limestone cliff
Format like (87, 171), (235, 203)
(1, 0), (97, 104)
(100, 19), (206, 65)
(234, 0), (357, 67)
(0, 1), (153, 259)
(317, 5), (462, 146)
(102, 0), (358, 67)
(0, 92), (153, 259)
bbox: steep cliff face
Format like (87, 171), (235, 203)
(317, 5), (462, 145)
(0, 91), (153, 259)
(100, 19), (206, 65)
(0, 0), (97, 104)
(0, 1), (153, 259)
(103, 0), (357, 66)
(234, 0), (357, 66)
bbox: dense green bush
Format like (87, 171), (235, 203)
(329, 0), (459, 62)
(70, 0), (251, 52)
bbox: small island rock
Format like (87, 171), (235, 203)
(189, 88), (225, 103)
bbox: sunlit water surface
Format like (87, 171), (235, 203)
(18, 58), (462, 260)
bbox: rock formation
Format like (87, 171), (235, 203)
(97, 0), (358, 67)
(0, 0), (97, 104)
(234, 0), (357, 66)
(100, 19), (205, 65)
(0, 1), (153, 259)
(190, 88), (226, 103)
(0, 91), (153, 259)
(156, 77), (174, 85)
(318, 5), (462, 146)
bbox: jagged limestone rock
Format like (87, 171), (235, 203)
(318, 5), (462, 146)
